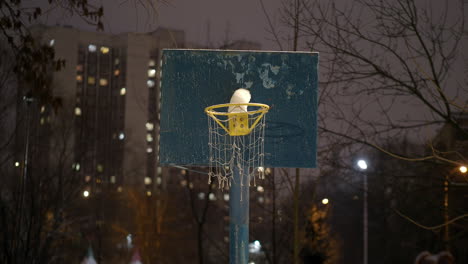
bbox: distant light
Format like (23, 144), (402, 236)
(99, 78), (108, 86)
(257, 186), (264, 193)
(110, 175), (116, 184)
(249, 240), (261, 253)
(146, 147), (153, 153)
(83, 190), (90, 197)
(144, 177), (152, 185)
(120, 87), (126, 95)
(357, 159), (368, 170)
(148, 69), (156, 78)
(74, 107), (82, 116)
(118, 132), (125, 140)
(100, 46), (110, 54)
(147, 80), (155, 88)
(198, 192), (205, 200)
(209, 193), (216, 201)
(148, 59), (156, 67)
(85, 175), (91, 182)
(40, 105), (46, 113)
(146, 191), (152, 196)
(114, 58), (120, 65)
(73, 162), (81, 171)
(76, 75), (83, 82)
(257, 167), (264, 173)
(87, 76), (96, 85)
(40, 117), (45, 125)
(117, 186), (123, 192)
(322, 198), (329, 205)
(114, 69), (120, 76)
(49, 39), (55, 46)
(258, 197), (264, 203)
(88, 44), (97, 52)
(460, 166), (467, 174)
(14, 161), (20, 167)
(146, 133), (153, 142)
(224, 193), (229, 201)
(265, 168), (272, 175)
(96, 164), (104, 173)
(156, 177), (162, 185)
(146, 122), (154, 131)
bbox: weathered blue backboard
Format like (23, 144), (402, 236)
(159, 49), (318, 168)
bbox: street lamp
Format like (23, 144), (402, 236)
(459, 166), (467, 174)
(357, 159), (368, 264)
(322, 198), (329, 205)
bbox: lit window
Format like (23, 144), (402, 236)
(76, 64), (83, 71)
(99, 78), (108, 86)
(40, 105), (46, 113)
(146, 122), (154, 131)
(148, 59), (156, 67)
(198, 192), (205, 200)
(85, 175), (91, 182)
(72, 162), (81, 171)
(209, 193), (216, 201)
(147, 80), (155, 88)
(14, 161), (20, 167)
(180, 180), (187, 187)
(156, 177), (162, 185)
(144, 177), (152, 185)
(40, 117), (45, 125)
(157, 167), (162, 175)
(96, 178), (102, 184)
(88, 76), (96, 85)
(181, 169), (186, 175)
(117, 186), (123, 192)
(118, 132), (125, 140)
(223, 193), (229, 201)
(49, 39), (55, 47)
(114, 58), (120, 65)
(257, 186), (264, 193)
(146, 147), (153, 153)
(100, 46), (110, 54)
(74, 107), (82, 116)
(110, 175), (116, 184)
(76, 75), (83, 82)
(114, 69), (120, 76)
(146, 133), (153, 142)
(258, 197), (265, 203)
(146, 191), (152, 196)
(120, 87), (126, 95)
(83, 190), (90, 198)
(97, 164), (104, 172)
(265, 168), (272, 175)
(148, 69), (156, 77)
(88, 44), (97, 52)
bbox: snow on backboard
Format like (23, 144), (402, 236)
(159, 49), (318, 168)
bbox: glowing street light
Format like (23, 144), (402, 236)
(357, 159), (368, 170)
(459, 166), (467, 174)
(322, 198), (329, 205)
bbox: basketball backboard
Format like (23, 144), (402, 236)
(159, 49), (318, 168)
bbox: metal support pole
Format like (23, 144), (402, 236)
(363, 172), (368, 264)
(229, 166), (249, 264)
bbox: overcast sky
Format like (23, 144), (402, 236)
(41, 0), (285, 49)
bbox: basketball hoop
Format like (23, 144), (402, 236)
(205, 103), (269, 189)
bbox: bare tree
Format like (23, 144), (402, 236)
(271, 0), (467, 165)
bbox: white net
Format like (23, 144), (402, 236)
(207, 107), (267, 190)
